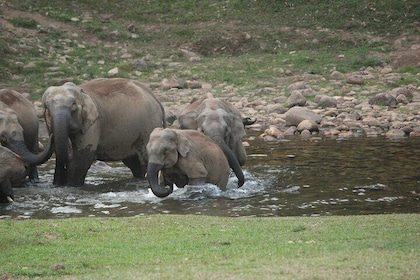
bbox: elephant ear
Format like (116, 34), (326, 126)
(176, 131), (192, 158)
(41, 87), (53, 131)
(80, 89), (99, 134)
(230, 113), (246, 139)
(178, 111), (198, 130)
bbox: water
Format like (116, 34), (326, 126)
(1, 132), (419, 219)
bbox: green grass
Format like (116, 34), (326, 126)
(0, 214), (418, 279)
(7, 17), (38, 29)
(1, 0), (418, 96)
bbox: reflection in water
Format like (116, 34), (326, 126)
(1, 133), (419, 219)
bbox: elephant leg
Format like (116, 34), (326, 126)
(163, 173), (183, 190)
(28, 142), (40, 180)
(28, 166), (39, 181)
(54, 162), (67, 186)
(188, 177), (206, 186)
(0, 179), (14, 204)
(67, 150), (95, 187)
(123, 155), (146, 179)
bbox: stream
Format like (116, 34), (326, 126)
(1, 132), (419, 219)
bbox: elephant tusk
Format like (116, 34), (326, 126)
(6, 196), (14, 202)
(158, 170), (163, 185)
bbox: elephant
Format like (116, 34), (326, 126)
(41, 78), (166, 187)
(178, 92), (248, 170)
(146, 128), (244, 198)
(0, 89), (53, 180)
(0, 140), (53, 203)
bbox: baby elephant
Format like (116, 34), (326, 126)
(0, 146), (27, 203)
(147, 128), (236, 198)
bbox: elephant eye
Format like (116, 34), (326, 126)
(71, 102), (77, 111)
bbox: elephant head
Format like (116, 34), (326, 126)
(42, 82), (99, 185)
(146, 128), (184, 197)
(178, 94), (248, 166)
(0, 104), (53, 165)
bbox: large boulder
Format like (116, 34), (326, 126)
(369, 93), (398, 107)
(286, 90), (306, 107)
(284, 106), (322, 126)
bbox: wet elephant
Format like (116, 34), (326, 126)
(146, 128), (244, 198)
(178, 93), (249, 175)
(0, 89), (52, 180)
(41, 78), (166, 186)
(0, 139), (53, 203)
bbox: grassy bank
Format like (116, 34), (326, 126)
(1, 214), (419, 279)
(1, 0), (418, 96)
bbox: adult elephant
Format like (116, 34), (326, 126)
(0, 140), (53, 203)
(146, 128), (243, 198)
(0, 89), (51, 180)
(41, 78), (166, 187)
(178, 92), (248, 169)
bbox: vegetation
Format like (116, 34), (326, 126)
(0, 0), (418, 96)
(1, 214), (419, 279)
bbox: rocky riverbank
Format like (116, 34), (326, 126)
(147, 62), (420, 142)
(31, 58), (419, 143)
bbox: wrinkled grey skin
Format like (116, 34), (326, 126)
(42, 78), (165, 187)
(147, 128), (237, 198)
(0, 89), (52, 180)
(0, 138), (53, 204)
(178, 93), (248, 167)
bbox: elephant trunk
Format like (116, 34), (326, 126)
(147, 162), (172, 198)
(7, 136), (54, 165)
(51, 109), (71, 165)
(218, 142), (245, 187)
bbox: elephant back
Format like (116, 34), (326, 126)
(0, 89), (39, 149)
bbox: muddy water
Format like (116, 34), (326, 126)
(1, 132), (419, 219)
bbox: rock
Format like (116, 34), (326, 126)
(286, 90), (306, 107)
(315, 95), (337, 108)
(161, 78), (171, 90)
(330, 70), (345, 80)
(266, 104), (288, 114)
(185, 80), (202, 89)
(396, 94), (408, 104)
(300, 88), (317, 97)
(368, 93), (397, 107)
(284, 126), (297, 135)
(297, 120), (319, 132)
(300, 129), (312, 137)
(385, 129), (406, 138)
(132, 59), (148, 70)
(362, 116), (379, 127)
(347, 74), (364, 85)
(284, 106), (322, 126)
(390, 87), (413, 102)
(380, 67), (393, 74)
(169, 76), (185, 89)
(180, 48), (198, 58)
(107, 67), (119, 77)
(201, 83), (212, 89)
(287, 81), (307, 91)
(260, 126), (284, 139)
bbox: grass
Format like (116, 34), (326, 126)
(0, 214), (418, 279)
(1, 0), (418, 96)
